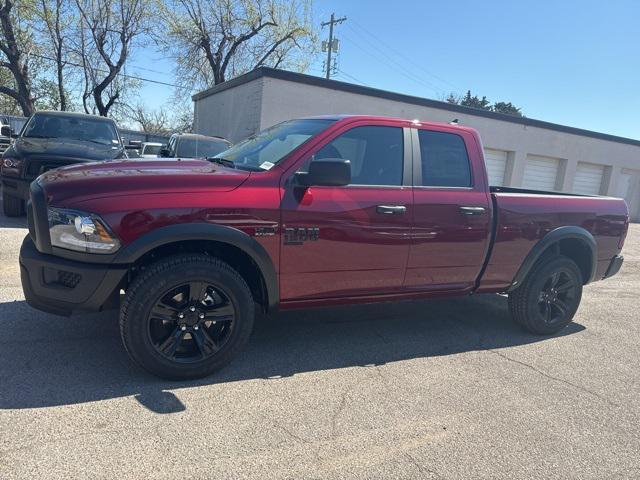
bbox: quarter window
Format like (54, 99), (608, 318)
(418, 130), (471, 187)
(314, 126), (403, 186)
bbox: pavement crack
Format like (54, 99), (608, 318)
(404, 452), (444, 479)
(330, 370), (378, 438)
(274, 424), (311, 445)
(488, 349), (620, 408)
(330, 387), (350, 438)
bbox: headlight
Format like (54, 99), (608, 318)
(48, 208), (120, 254)
(2, 157), (21, 168)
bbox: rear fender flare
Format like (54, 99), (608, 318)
(114, 223), (279, 310)
(508, 226), (597, 291)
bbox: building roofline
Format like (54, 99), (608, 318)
(192, 67), (640, 147)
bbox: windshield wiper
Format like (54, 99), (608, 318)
(85, 139), (115, 146)
(208, 157), (236, 168)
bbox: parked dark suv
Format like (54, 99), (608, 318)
(1, 111), (124, 216)
(160, 133), (231, 159)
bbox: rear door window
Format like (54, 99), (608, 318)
(418, 130), (471, 187)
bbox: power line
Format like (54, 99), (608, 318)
(340, 31), (445, 96)
(349, 19), (460, 92)
(336, 68), (369, 87)
(342, 28), (444, 94)
(32, 53), (188, 90)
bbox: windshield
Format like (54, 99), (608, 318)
(176, 138), (230, 158)
(142, 144), (162, 155)
(214, 119), (335, 171)
(23, 114), (121, 146)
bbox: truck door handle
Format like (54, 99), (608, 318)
(459, 206), (486, 216)
(376, 205), (407, 215)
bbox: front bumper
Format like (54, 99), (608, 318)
(603, 254), (624, 280)
(20, 235), (127, 316)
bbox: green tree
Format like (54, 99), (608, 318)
(460, 90), (491, 110)
(493, 101), (522, 117)
(74, 0), (151, 117)
(443, 92), (460, 104)
(159, 0), (316, 90)
(0, 0), (37, 116)
(0, 66), (22, 114)
(34, 0), (73, 110)
(449, 90), (524, 117)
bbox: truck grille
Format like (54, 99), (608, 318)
(26, 161), (59, 179)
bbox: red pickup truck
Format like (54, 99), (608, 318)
(19, 115), (628, 379)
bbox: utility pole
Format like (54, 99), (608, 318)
(321, 13), (347, 79)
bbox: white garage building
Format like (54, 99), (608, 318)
(193, 67), (640, 220)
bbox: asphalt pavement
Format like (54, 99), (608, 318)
(1, 201), (638, 479)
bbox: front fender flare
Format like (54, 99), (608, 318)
(508, 226), (597, 291)
(113, 223), (279, 310)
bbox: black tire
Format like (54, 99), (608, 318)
(508, 255), (583, 335)
(2, 192), (25, 217)
(120, 254), (255, 380)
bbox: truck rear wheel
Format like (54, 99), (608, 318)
(508, 255), (583, 335)
(120, 254), (255, 380)
(2, 192), (25, 217)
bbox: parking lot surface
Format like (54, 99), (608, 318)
(1, 202), (639, 479)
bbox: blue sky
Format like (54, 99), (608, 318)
(132, 0), (640, 139)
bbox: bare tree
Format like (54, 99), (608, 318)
(127, 103), (172, 135)
(123, 98), (194, 134)
(34, 0), (71, 110)
(0, 0), (36, 116)
(74, 0), (150, 116)
(160, 0), (316, 89)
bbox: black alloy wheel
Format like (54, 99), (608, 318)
(120, 254), (255, 380)
(536, 270), (579, 326)
(148, 281), (236, 363)
(509, 255), (583, 335)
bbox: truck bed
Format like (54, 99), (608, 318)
(490, 186), (595, 197)
(478, 187), (629, 292)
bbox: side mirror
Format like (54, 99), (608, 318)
(297, 158), (351, 187)
(159, 146), (170, 157)
(1, 125), (13, 138)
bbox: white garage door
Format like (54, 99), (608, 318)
(573, 162), (605, 195)
(617, 169), (640, 221)
(523, 155), (560, 191)
(484, 149), (508, 186)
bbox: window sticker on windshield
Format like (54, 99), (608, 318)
(260, 161), (275, 170)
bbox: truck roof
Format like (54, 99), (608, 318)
(173, 133), (230, 142)
(32, 110), (116, 123)
(301, 114), (478, 134)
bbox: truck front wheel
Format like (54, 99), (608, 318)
(2, 192), (25, 217)
(120, 254), (255, 380)
(508, 255), (583, 335)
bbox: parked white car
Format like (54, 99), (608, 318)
(140, 142), (163, 158)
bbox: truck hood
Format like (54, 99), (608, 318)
(38, 158), (251, 205)
(14, 136), (123, 160)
